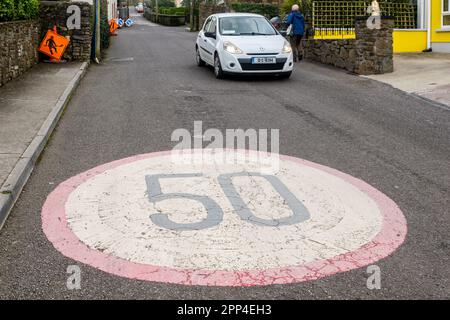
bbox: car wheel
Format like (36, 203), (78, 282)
(214, 54), (224, 79)
(196, 47), (205, 67)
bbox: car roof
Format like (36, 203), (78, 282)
(213, 13), (264, 18)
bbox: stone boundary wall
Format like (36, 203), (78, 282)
(199, 4), (229, 30)
(0, 20), (40, 87)
(39, 1), (94, 61)
(302, 18), (394, 75)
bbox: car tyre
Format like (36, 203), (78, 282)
(214, 54), (225, 79)
(196, 47), (205, 67)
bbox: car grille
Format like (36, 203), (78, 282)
(238, 58), (287, 71)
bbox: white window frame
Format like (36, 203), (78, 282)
(443, 0), (450, 28)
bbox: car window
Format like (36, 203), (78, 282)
(219, 16), (277, 36)
(208, 17), (217, 34)
(203, 17), (212, 32)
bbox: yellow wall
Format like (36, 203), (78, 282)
(313, 31), (355, 39)
(393, 30), (428, 52)
(312, 1), (450, 52)
(313, 30), (427, 53)
(431, 0), (450, 43)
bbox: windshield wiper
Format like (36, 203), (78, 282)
(239, 32), (273, 35)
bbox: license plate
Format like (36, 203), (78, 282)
(251, 57), (276, 64)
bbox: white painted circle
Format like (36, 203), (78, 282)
(42, 149), (406, 286)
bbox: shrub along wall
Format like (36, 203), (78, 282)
(229, 3), (279, 18)
(0, 0), (39, 22)
(159, 7), (187, 15)
(145, 11), (186, 26)
(100, 0), (110, 51)
(144, 7), (187, 26)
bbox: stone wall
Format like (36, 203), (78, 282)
(0, 20), (40, 87)
(302, 17), (394, 75)
(354, 17), (394, 74)
(39, 1), (94, 61)
(199, 3), (229, 30)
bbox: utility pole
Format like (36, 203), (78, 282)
(95, 0), (101, 61)
(156, 0), (159, 23)
(190, 0), (194, 31)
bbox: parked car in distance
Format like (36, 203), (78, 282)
(195, 13), (294, 79)
(135, 3), (144, 13)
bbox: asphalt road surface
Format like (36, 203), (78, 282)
(0, 12), (449, 299)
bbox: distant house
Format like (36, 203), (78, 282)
(394, 0), (450, 52)
(70, 0), (118, 21)
(107, 0), (118, 20)
(312, 0), (450, 53)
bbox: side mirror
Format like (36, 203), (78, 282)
(204, 32), (216, 39)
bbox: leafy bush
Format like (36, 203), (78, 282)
(281, 0), (313, 17)
(230, 3), (279, 18)
(0, 0), (39, 22)
(159, 7), (187, 16)
(100, 4), (110, 50)
(0, 0), (16, 22)
(158, 0), (176, 7)
(146, 0), (175, 10)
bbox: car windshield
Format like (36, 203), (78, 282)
(219, 16), (277, 36)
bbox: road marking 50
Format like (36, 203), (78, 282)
(146, 172), (310, 230)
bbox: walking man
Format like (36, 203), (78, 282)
(45, 36), (62, 55)
(286, 4), (305, 62)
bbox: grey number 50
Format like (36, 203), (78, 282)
(145, 172), (310, 231)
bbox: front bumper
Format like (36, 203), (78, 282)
(220, 51), (294, 74)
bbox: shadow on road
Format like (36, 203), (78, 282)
(202, 66), (292, 82)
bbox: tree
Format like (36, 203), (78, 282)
(158, 0), (175, 7)
(281, 0), (312, 17)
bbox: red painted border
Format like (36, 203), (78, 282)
(41, 150), (407, 286)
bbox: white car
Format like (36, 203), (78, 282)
(135, 3), (144, 13)
(195, 13), (294, 79)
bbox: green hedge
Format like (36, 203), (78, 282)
(230, 3), (279, 18)
(100, 3), (110, 51)
(159, 7), (187, 16)
(0, 0), (39, 22)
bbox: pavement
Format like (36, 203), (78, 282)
(367, 53), (450, 107)
(0, 11), (448, 299)
(0, 62), (88, 229)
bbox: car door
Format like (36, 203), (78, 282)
(198, 17), (213, 64)
(203, 17), (218, 64)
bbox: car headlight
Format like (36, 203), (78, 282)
(282, 41), (292, 53)
(223, 41), (243, 54)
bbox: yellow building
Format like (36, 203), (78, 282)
(313, 1), (450, 53)
(394, 0), (450, 52)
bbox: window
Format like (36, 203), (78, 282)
(219, 17), (277, 36)
(203, 17), (211, 32)
(443, 0), (450, 27)
(208, 17), (216, 34)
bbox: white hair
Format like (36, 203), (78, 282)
(292, 4), (299, 11)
